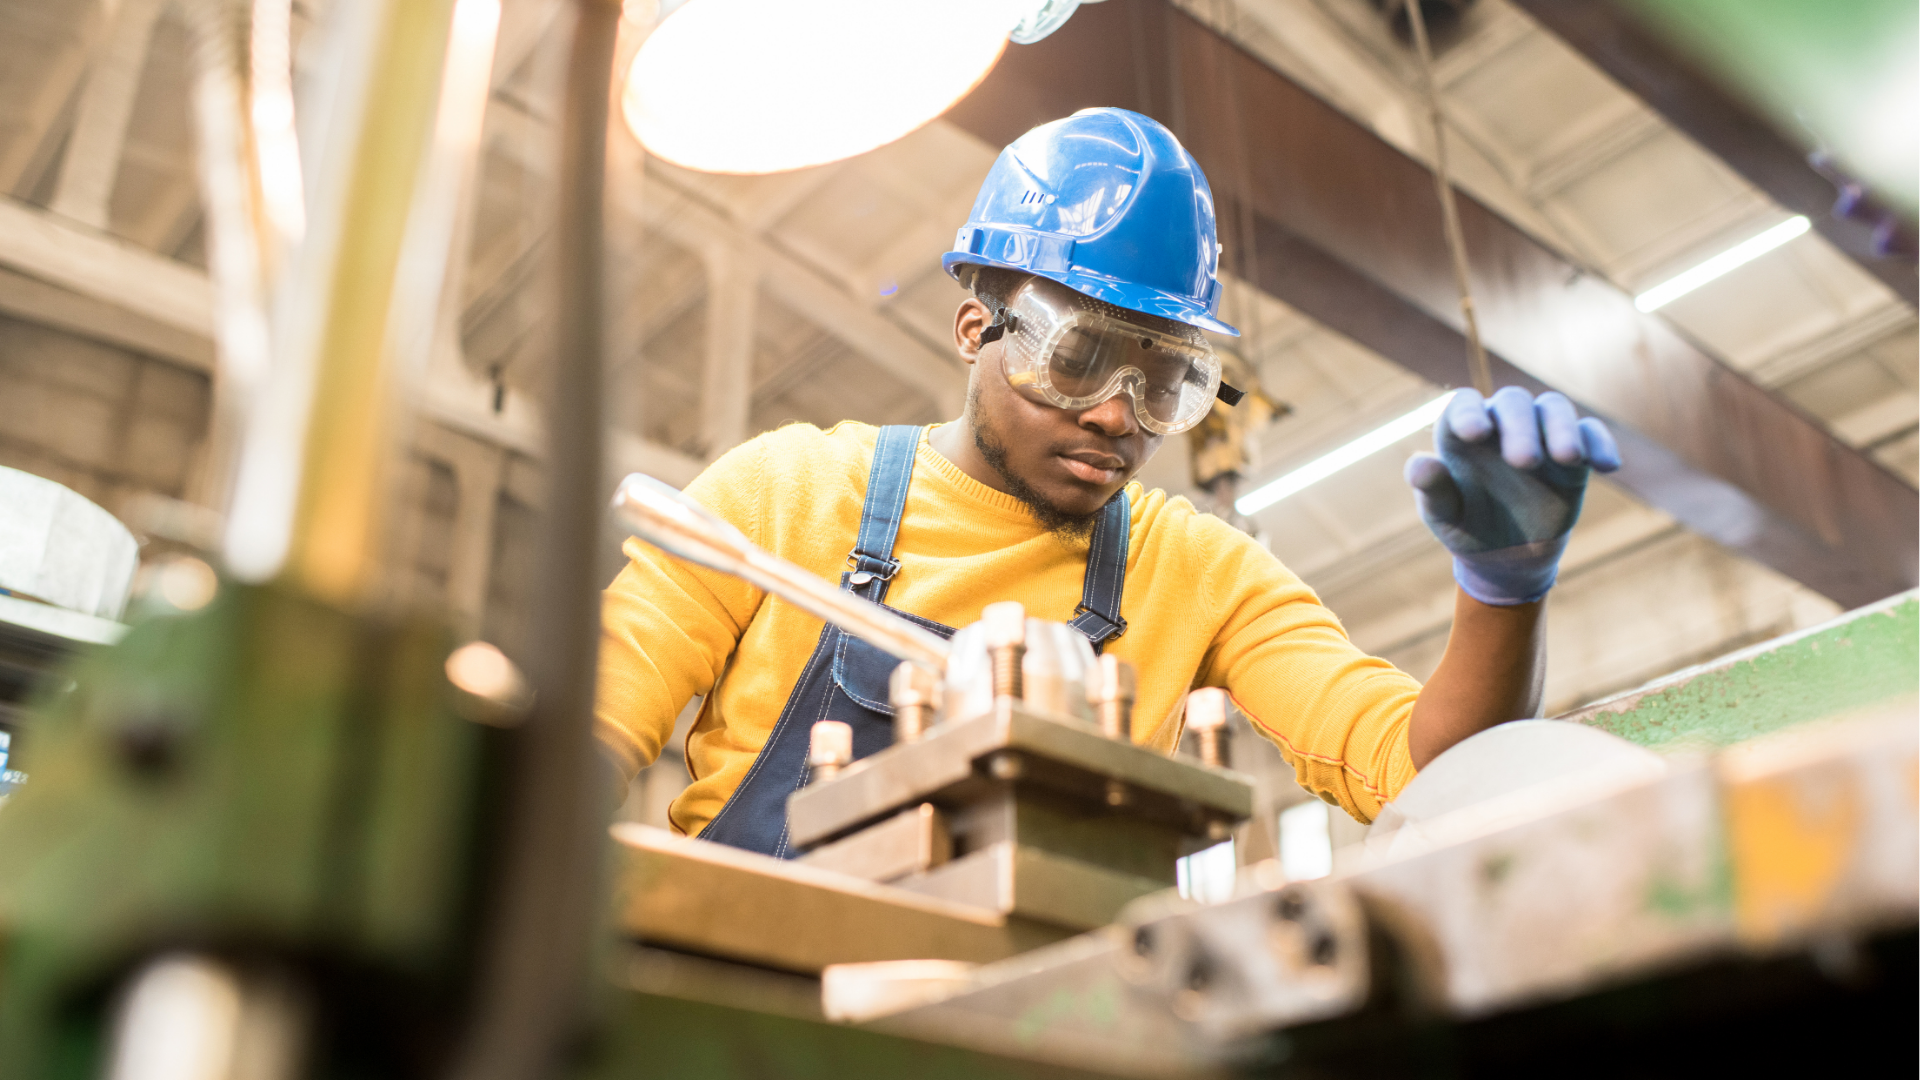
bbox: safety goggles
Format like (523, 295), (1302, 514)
(980, 278), (1235, 436)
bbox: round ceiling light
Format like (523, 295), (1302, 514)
(622, 0), (1023, 175)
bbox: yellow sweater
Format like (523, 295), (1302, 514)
(596, 422), (1422, 832)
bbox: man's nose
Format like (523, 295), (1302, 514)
(1078, 394), (1138, 437)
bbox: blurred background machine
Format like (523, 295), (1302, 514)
(0, 0), (1911, 1077)
(0, 467), (137, 801)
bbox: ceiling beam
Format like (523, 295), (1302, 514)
(413, 322), (705, 490)
(633, 171), (968, 418)
(0, 264), (212, 372)
(0, 2), (114, 194)
(1510, 0), (1917, 307)
(48, 0), (164, 229)
(945, 0), (1916, 607)
(126, 174), (203, 253)
(699, 243), (757, 455)
(0, 194), (213, 348)
(0, 191), (699, 494)
(484, 96), (967, 420)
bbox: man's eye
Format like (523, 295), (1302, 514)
(1141, 356), (1190, 384)
(1053, 336), (1097, 375)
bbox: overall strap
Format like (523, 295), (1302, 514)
(1068, 492), (1131, 652)
(847, 425), (923, 603)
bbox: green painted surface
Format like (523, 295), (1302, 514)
(1623, 0), (1918, 217)
(1012, 980), (1123, 1047)
(1573, 596), (1919, 751)
(0, 584), (491, 1078)
(1641, 844), (1732, 924)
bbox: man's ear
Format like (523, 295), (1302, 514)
(953, 298), (994, 367)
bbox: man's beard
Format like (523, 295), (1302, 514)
(970, 388), (1102, 542)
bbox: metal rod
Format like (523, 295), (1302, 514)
(178, 0), (279, 521)
(1402, 0), (1493, 397)
(264, 0), (463, 603)
(611, 474), (952, 672)
(452, 2), (621, 1077)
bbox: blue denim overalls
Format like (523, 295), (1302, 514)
(698, 425), (1133, 858)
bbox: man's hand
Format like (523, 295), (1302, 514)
(1404, 387), (1620, 606)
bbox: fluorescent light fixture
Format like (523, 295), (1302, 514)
(1236, 391), (1455, 517)
(623, 0), (1023, 175)
(1633, 215), (1811, 312)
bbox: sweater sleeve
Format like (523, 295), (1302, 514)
(1195, 514), (1422, 823)
(593, 437), (774, 780)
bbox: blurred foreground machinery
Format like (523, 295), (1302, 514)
(4, 542), (1912, 1077)
(0, 0), (1912, 1077)
(605, 591), (1919, 1079)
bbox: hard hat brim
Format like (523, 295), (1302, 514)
(943, 253), (1241, 338)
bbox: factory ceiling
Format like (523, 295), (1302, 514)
(0, 0), (1912, 699)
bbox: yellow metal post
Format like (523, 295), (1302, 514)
(263, 0), (458, 606)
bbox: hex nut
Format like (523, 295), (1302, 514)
(981, 601), (1027, 648)
(809, 720), (853, 767)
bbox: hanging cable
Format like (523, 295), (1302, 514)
(1402, 0), (1493, 396)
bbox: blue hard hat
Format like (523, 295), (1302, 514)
(944, 108), (1238, 337)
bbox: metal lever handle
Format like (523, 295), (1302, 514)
(610, 473), (951, 673)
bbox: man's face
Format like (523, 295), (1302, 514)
(953, 289), (1165, 528)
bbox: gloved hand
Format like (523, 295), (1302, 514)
(1404, 387), (1621, 606)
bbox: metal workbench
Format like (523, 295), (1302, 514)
(603, 595), (1918, 1078)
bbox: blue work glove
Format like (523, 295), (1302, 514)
(1404, 387), (1621, 606)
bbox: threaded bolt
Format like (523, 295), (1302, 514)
(808, 720), (853, 785)
(982, 601), (1027, 703)
(1186, 688), (1232, 769)
(1089, 653), (1137, 741)
(889, 662), (940, 743)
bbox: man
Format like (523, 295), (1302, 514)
(596, 108), (1618, 855)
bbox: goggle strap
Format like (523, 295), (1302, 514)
(1216, 380), (1245, 407)
(977, 312), (1019, 347)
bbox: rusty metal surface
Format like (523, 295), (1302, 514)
(870, 708), (1917, 1069)
(895, 841), (1173, 931)
(800, 802), (954, 882)
(1718, 711), (1920, 948)
(870, 929), (1226, 1080)
(1356, 707), (1918, 1017)
(1350, 760), (1731, 1016)
(945, 0), (1918, 608)
(822, 959), (983, 1024)
(1513, 0), (1916, 305)
(593, 952), (1139, 1080)
(872, 881), (1369, 1072)
(1119, 877), (1373, 1040)
(610, 823), (1071, 974)
(615, 944), (829, 1023)
(787, 703), (1253, 849)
